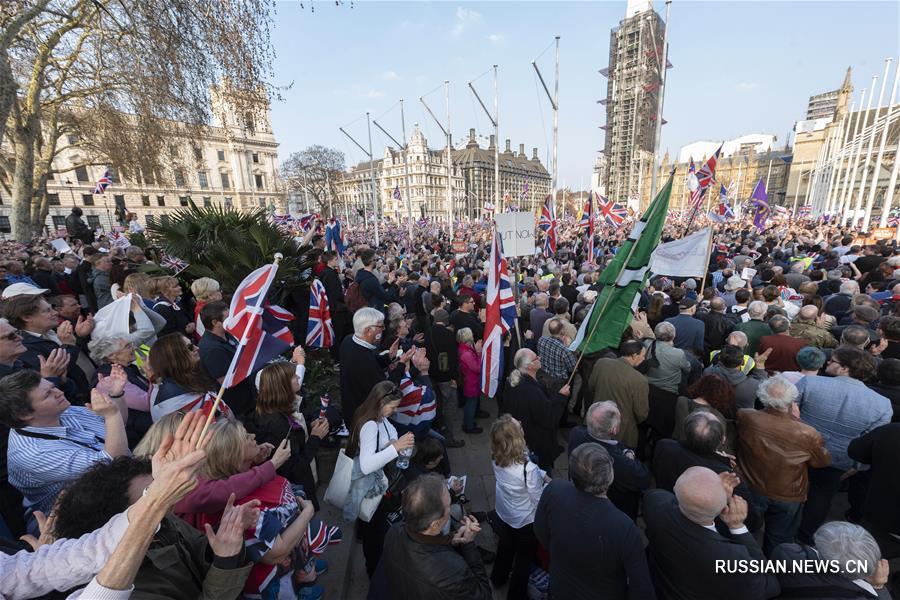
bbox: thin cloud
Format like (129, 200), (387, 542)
(486, 33), (505, 44)
(737, 82), (759, 91)
(383, 70), (400, 81)
(452, 6), (481, 36)
(363, 90), (385, 99)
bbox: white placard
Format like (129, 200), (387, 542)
(741, 267), (757, 281)
(50, 239), (72, 254)
(494, 211), (536, 257)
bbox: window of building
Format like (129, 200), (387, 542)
(107, 167), (119, 184)
(47, 194), (60, 206)
(51, 216), (66, 229)
(0, 216), (11, 233)
(224, 197), (233, 208)
(220, 172), (231, 189)
(87, 215), (101, 229)
(202, 196), (211, 207)
(254, 174), (263, 189)
(156, 196), (165, 207)
(174, 169), (186, 187)
(193, 147), (203, 161)
(141, 195), (150, 207)
(75, 165), (89, 182)
(198, 171), (209, 189)
(160, 214), (170, 226)
(252, 152), (259, 163)
(179, 196), (189, 207)
(82, 193), (94, 206)
(217, 149), (225, 161)
(145, 213), (155, 227)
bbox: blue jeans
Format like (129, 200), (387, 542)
(463, 396), (479, 430)
(751, 490), (803, 555)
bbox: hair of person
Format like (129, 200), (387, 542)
(0, 370), (42, 428)
(876, 357), (900, 386)
(682, 411), (725, 454)
(456, 327), (474, 345)
(347, 380), (402, 458)
(569, 443), (614, 496)
(359, 248), (376, 267)
(747, 301), (768, 319)
(122, 272), (152, 296)
(813, 521), (881, 579)
(726, 331), (748, 347)
(148, 275), (178, 298)
(201, 418), (249, 480)
(619, 339), (644, 358)
(717, 344), (744, 370)
(412, 436), (445, 467)
(132, 411), (185, 458)
(796, 346), (826, 371)
(49, 294), (78, 310)
(654, 321), (676, 342)
(768, 314), (790, 333)
(709, 297), (725, 313)
(585, 401), (620, 439)
(796, 304), (819, 323)
(673, 466), (728, 525)
(353, 307), (384, 336)
(669, 287), (685, 302)
(879, 315), (900, 341)
(124, 245), (144, 260)
(509, 348), (535, 387)
(490, 414), (528, 468)
(840, 325), (870, 348)
(190, 277), (221, 301)
(734, 288), (751, 304)
(647, 293), (665, 322)
(52, 456), (152, 540)
(534, 292), (549, 308)
(401, 472), (448, 533)
(199, 300), (228, 330)
(757, 375), (799, 410)
(3, 294), (45, 329)
(832, 346), (876, 381)
(148, 333), (211, 393)
(547, 318), (565, 338)
(761, 285), (779, 302)
(553, 297), (569, 315)
(256, 361), (298, 415)
(87, 335), (130, 364)
(687, 374), (736, 415)
(839, 280), (859, 295)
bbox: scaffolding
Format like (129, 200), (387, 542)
(600, 6), (666, 209)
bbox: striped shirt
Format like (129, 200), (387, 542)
(8, 406), (111, 514)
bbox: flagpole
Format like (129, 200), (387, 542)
(366, 113), (380, 246)
(866, 58), (898, 230)
(400, 99), (415, 240)
(197, 253), (284, 447)
(856, 60), (891, 230)
(650, 0), (672, 199)
(566, 172), (672, 386)
(698, 226), (715, 296)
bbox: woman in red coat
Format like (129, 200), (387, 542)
(457, 327), (483, 434)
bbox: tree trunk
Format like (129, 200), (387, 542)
(11, 128), (37, 241)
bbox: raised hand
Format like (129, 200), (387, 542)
(19, 510), (57, 550)
(271, 439), (292, 468)
(74, 314), (95, 338)
(291, 346), (306, 365)
(719, 494), (748, 530)
(153, 411), (211, 477)
(204, 494), (248, 558)
(86, 389), (120, 419)
(97, 363), (128, 397)
(718, 471), (741, 496)
(310, 418), (330, 439)
(56, 320), (76, 345)
(39, 348), (70, 378)
(753, 347), (773, 366)
(254, 442), (274, 465)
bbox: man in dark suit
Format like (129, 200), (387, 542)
(319, 251), (349, 355)
(424, 309), (464, 448)
(693, 297), (733, 360)
(450, 294), (483, 341)
(665, 299), (705, 357)
(568, 401), (652, 521)
(535, 443), (655, 600)
(757, 315), (808, 372)
(339, 307), (397, 424)
(643, 466), (780, 600)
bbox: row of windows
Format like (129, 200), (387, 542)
(66, 159), (268, 191)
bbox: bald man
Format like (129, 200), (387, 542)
(788, 304), (838, 349)
(643, 467), (780, 600)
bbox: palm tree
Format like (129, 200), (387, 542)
(145, 201), (317, 304)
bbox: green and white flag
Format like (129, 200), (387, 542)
(570, 174), (673, 355)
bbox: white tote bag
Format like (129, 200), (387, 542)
(323, 448), (354, 509)
(357, 471), (389, 523)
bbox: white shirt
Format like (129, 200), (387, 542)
(358, 419), (398, 475)
(492, 460), (546, 529)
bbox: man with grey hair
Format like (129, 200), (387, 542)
(535, 443), (654, 599)
(734, 300), (773, 356)
(528, 292), (553, 345)
(709, 330), (757, 374)
(339, 307), (398, 422)
(644, 466), (779, 600)
(758, 314), (809, 372)
(771, 521), (890, 597)
(644, 322), (690, 396)
(568, 401), (652, 521)
(824, 279), (859, 318)
(736, 375), (831, 553)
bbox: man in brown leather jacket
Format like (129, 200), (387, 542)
(736, 374), (831, 554)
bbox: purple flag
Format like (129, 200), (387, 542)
(751, 179), (769, 232)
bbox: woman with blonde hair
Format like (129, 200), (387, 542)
(489, 414), (548, 599)
(190, 277), (222, 337)
(150, 275), (194, 337)
(244, 361), (330, 510)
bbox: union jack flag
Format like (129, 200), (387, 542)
(160, 254), (189, 274)
(392, 184), (401, 200)
(691, 146), (722, 209)
(888, 215), (899, 227)
(798, 205), (812, 219)
(540, 195), (557, 255)
(307, 517), (342, 556)
(481, 228), (516, 397)
(222, 263), (294, 388)
(579, 192), (594, 230)
(306, 279), (334, 349)
(272, 214), (293, 227)
(297, 213), (317, 231)
(391, 375), (437, 427)
(597, 195), (627, 227)
(93, 168), (112, 195)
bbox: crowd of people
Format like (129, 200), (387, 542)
(0, 205), (898, 600)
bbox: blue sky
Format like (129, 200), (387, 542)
(269, 0), (899, 187)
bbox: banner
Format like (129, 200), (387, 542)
(494, 211), (536, 257)
(648, 227), (712, 278)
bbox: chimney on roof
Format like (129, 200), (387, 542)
(532, 148), (538, 160)
(505, 139), (511, 153)
(489, 135), (496, 148)
(519, 143), (525, 157)
(469, 128), (476, 142)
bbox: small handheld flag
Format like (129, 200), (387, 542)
(93, 168), (112, 195)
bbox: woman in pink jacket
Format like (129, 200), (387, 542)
(457, 327), (483, 434)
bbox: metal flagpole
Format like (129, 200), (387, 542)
(837, 91), (867, 220)
(326, 172), (333, 217)
(792, 170), (807, 217)
(764, 158), (773, 192)
(445, 81), (454, 239)
(533, 37), (560, 213)
(870, 59), (899, 229)
(494, 66), (500, 212)
(808, 142), (827, 213)
(826, 101), (855, 214)
(857, 59), (892, 230)
(886, 130), (900, 239)
(650, 0), (672, 199)
(302, 169), (310, 213)
(400, 101), (415, 239)
(366, 113), (380, 246)
(842, 85), (874, 225)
